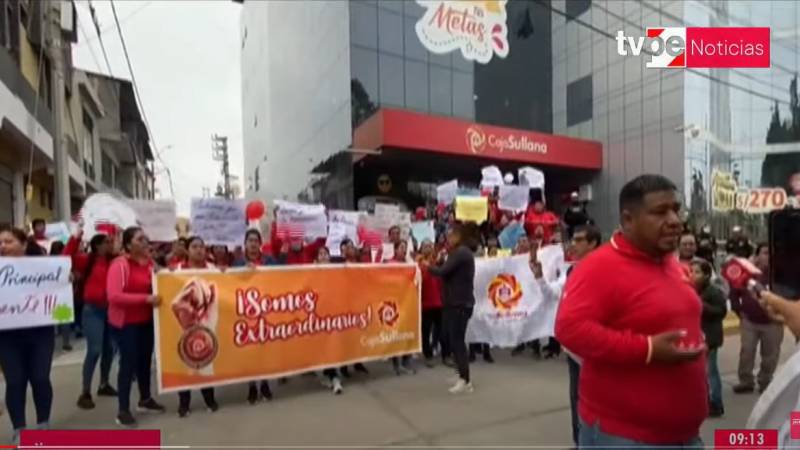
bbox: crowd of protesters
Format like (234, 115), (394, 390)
(0, 173), (792, 448)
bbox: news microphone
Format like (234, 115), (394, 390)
(721, 256), (765, 296)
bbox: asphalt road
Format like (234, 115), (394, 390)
(0, 332), (795, 448)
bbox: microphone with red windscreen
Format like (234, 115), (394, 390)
(721, 256), (765, 295)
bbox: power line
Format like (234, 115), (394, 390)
(109, 0), (175, 198)
(87, 0), (115, 78)
(77, 16), (103, 74)
(77, 1), (153, 47)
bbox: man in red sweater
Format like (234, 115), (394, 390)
(555, 174), (707, 447)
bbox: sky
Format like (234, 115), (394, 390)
(72, 0), (244, 216)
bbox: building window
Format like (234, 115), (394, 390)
(101, 152), (115, 187)
(567, 75), (592, 126)
(82, 110), (95, 179)
(566, 0), (590, 21)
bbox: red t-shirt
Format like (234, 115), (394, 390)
(63, 235), (111, 307)
(107, 256), (154, 327)
(420, 264), (443, 310)
(555, 232), (707, 444)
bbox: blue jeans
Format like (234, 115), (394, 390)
(707, 348), (723, 410)
(579, 420), (703, 449)
(82, 305), (115, 394)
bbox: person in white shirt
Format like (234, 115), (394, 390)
(531, 225), (602, 448)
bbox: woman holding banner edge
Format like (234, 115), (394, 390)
(173, 236), (220, 417)
(107, 226), (166, 428)
(232, 228), (282, 404)
(0, 226), (56, 444)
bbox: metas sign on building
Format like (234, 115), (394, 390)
(615, 27), (770, 68)
(415, 0), (509, 64)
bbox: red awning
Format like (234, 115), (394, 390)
(353, 108), (602, 170)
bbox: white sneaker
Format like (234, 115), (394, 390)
(449, 379), (474, 394)
(446, 374), (461, 385)
(332, 378), (343, 395)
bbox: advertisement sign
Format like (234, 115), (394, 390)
(711, 170), (788, 214)
(0, 257), (74, 330)
(415, 0), (509, 64)
(154, 264), (420, 392)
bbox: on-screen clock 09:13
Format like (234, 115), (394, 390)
(714, 429), (778, 449)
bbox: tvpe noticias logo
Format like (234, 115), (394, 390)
(615, 27), (770, 68)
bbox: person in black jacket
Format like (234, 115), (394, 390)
(429, 222), (478, 394)
(690, 258), (727, 418)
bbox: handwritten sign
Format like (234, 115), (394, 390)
(190, 198), (246, 248)
(327, 210), (364, 256)
(498, 221), (526, 249)
(480, 166), (504, 187)
(498, 185), (530, 212)
(275, 200), (328, 239)
(44, 222), (71, 243)
(125, 200), (177, 242)
(0, 257), (74, 330)
(455, 196), (488, 223)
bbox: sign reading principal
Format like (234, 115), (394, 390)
(415, 0), (509, 64)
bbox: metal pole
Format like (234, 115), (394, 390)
(48, 3), (70, 220)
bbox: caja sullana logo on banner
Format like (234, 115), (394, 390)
(415, 0), (509, 64)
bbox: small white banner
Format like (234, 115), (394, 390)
(275, 200), (329, 240)
(0, 257), (74, 331)
(466, 254), (560, 347)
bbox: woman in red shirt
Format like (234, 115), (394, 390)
(174, 236), (220, 417)
(65, 225), (117, 410)
(418, 240), (446, 367)
(107, 227), (165, 428)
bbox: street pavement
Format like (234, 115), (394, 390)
(0, 332), (796, 447)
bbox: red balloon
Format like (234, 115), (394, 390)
(245, 200), (265, 221)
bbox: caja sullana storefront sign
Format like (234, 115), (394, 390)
(415, 0), (510, 64)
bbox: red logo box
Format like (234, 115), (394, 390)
(20, 429), (161, 448)
(792, 411), (800, 439)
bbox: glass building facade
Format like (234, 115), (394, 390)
(241, 0), (800, 234)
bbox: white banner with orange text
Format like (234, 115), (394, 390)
(466, 253), (562, 347)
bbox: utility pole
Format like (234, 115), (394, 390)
(48, 2), (70, 220)
(211, 134), (231, 199)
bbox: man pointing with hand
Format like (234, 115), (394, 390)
(556, 175), (707, 448)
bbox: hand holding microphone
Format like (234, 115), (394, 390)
(721, 256), (765, 296)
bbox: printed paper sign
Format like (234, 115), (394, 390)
(190, 198), (246, 248)
(275, 200), (328, 240)
(455, 196), (488, 223)
(436, 179), (459, 205)
(125, 200), (178, 242)
(0, 257), (74, 330)
(415, 0), (509, 64)
(498, 185), (530, 212)
(154, 265), (420, 392)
